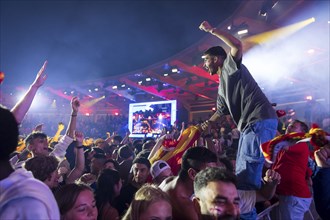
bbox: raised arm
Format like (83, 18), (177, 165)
(11, 61), (48, 124)
(66, 97), (80, 138)
(66, 131), (85, 184)
(199, 21), (242, 61)
(53, 122), (65, 142)
(256, 169), (281, 202)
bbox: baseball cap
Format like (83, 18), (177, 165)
(150, 160), (171, 179)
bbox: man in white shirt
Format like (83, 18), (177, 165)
(0, 106), (60, 219)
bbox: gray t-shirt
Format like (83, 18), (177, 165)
(217, 54), (276, 132)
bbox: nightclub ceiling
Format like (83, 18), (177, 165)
(1, 0), (329, 116)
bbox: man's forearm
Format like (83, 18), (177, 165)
(209, 28), (242, 59)
(11, 85), (39, 124)
(256, 181), (277, 202)
(66, 113), (77, 138)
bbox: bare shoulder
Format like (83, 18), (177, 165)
(159, 176), (176, 191)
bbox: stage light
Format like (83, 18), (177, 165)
(94, 88), (99, 91)
(84, 95), (106, 107)
(112, 85), (118, 89)
(306, 95), (313, 100)
(88, 89), (92, 93)
(115, 112), (119, 116)
(121, 84), (126, 88)
(171, 68), (178, 73)
(237, 29), (248, 35)
(227, 25), (231, 30)
(146, 78), (151, 82)
(51, 99), (56, 108)
(70, 90), (75, 94)
(307, 49), (315, 54)
(259, 0), (278, 17)
(245, 17), (316, 44)
(138, 81), (143, 85)
(85, 113), (90, 116)
(212, 107), (216, 111)
(163, 73), (169, 77)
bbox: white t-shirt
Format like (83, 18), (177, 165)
(238, 190), (256, 214)
(0, 169), (60, 219)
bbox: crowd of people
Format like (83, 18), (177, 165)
(1, 21), (330, 220)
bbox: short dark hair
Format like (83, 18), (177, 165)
(142, 140), (156, 150)
(118, 145), (133, 159)
(143, 137), (155, 144)
(136, 149), (151, 159)
(113, 135), (123, 143)
(179, 147), (217, 179)
(0, 106), (19, 160)
(104, 159), (120, 171)
(133, 157), (151, 169)
(204, 46), (227, 60)
(25, 132), (47, 146)
(25, 156), (59, 182)
(194, 167), (237, 195)
(292, 119), (309, 133)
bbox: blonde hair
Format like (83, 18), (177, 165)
(122, 184), (171, 220)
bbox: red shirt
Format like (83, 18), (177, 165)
(272, 142), (311, 198)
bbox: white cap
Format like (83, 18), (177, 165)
(150, 160), (171, 179)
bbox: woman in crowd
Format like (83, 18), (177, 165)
(54, 183), (98, 220)
(122, 184), (172, 220)
(95, 169), (122, 220)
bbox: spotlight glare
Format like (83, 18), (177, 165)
(306, 95), (313, 100)
(237, 29), (248, 35)
(171, 68), (178, 73)
(145, 78), (151, 81)
(94, 88), (99, 91)
(163, 73), (169, 77)
(227, 25), (231, 30)
(112, 85), (118, 89)
(307, 49), (315, 54)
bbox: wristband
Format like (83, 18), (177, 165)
(71, 114), (77, 117)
